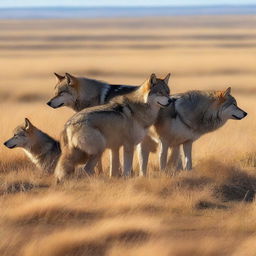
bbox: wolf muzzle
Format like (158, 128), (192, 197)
(159, 98), (175, 107)
(46, 101), (53, 107)
(157, 98), (173, 107)
(232, 111), (247, 120)
(47, 100), (64, 108)
(166, 98), (176, 106)
(4, 141), (16, 149)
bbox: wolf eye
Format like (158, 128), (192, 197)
(61, 91), (68, 96)
(16, 133), (25, 137)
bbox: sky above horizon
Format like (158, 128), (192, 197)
(0, 0), (256, 8)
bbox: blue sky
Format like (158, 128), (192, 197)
(0, 0), (256, 8)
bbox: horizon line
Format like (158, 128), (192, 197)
(1, 4), (256, 9)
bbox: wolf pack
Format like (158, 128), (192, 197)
(4, 72), (247, 182)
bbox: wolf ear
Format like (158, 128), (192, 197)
(54, 72), (65, 82)
(24, 118), (34, 131)
(150, 73), (157, 86)
(164, 73), (171, 85)
(65, 73), (78, 88)
(142, 73), (157, 93)
(222, 87), (231, 98)
(216, 87), (231, 103)
(218, 87), (231, 99)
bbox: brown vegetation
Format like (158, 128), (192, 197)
(0, 15), (255, 255)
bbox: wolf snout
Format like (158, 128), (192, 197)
(3, 141), (16, 149)
(239, 111), (248, 119)
(47, 100), (64, 108)
(232, 110), (248, 120)
(167, 97), (177, 105)
(47, 101), (52, 107)
(168, 98), (173, 104)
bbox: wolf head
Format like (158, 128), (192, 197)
(47, 73), (79, 109)
(140, 73), (172, 107)
(4, 118), (38, 149)
(213, 87), (247, 121)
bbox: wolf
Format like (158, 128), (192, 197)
(47, 72), (139, 175)
(47, 73), (137, 111)
(54, 73), (172, 182)
(138, 87), (247, 176)
(4, 118), (61, 173)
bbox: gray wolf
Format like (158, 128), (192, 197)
(55, 73), (172, 182)
(47, 72), (139, 176)
(47, 73), (137, 111)
(4, 118), (61, 173)
(138, 87), (247, 176)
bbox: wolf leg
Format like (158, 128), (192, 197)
(159, 140), (169, 171)
(55, 155), (74, 182)
(55, 147), (86, 182)
(76, 127), (105, 175)
(176, 147), (184, 170)
(138, 135), (157, 177)
(183, 141), (192, 170)
(123, 145), (134, 177)
(96, 159), (103, 174)
(110, 147), (120, 177)
(167, 146), (183, 170)
(84, 154), (101, 175)
(137, 143), (149, 177)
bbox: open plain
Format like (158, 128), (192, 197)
(0, 15), (256, 255)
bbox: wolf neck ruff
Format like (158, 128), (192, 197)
(171, 99), (193, 130)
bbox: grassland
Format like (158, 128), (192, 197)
(0, 15), (256, 255)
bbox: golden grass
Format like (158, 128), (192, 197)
(0, 15), (255, 255)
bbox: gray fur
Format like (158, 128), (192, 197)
(48, 73), (138, 112)
(24, 131), (61, 173)
(55, 74), (171, 181)
(139, 89), (247, 175)
(4, 120), (61, 173)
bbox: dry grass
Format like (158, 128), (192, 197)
(0, 15), (256, 255)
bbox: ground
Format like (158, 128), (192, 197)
(0, 15), (256, 255)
